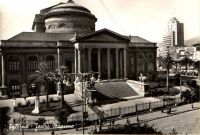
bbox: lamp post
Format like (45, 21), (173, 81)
(57, 72), (99, 134)
(179, 61), (182, 103)
(135, 104), (139, 128)
(191, 89), (194, 109)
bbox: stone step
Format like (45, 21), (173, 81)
(95, 82), (139, 99)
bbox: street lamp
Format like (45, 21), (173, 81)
(58, 72), (99, 134)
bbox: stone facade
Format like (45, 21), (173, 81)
(0, 0), (157, 98)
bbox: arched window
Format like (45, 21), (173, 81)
(8, 56), (20, 71)
(28, 56), (38, 71)
(9, 80), (21, 98)
(46, 55), (55, 69)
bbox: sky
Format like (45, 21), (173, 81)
(0, 0), (199, 42)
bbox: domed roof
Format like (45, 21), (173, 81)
(45, 0), (97, 21)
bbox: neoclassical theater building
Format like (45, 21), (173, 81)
(0, 0), (157, 98)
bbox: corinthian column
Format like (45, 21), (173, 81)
(57, 41), (61, 69)
(107, 48), (111, 79)
(74, 49), (77, 74)
(88, 48), (92, 72)
(78, 49), (81, 73)
(115, 48), (119, 79)
(124, 48), (127, 79)
(98, 48), (101, 75)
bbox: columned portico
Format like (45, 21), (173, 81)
(74, 47), (128, 80)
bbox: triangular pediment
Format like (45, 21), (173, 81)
(75, 28), (130, 42)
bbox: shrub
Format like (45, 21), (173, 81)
(170, 128), (177, 135)
(55, 108), (70, 125)
(41, 99), (46, 103)
(49, 97), (54, 102)
(94, 123), (162, 134)
(26, 100), (31, 106)
(17, 102), (22, 107)
(181, 89), (191, 103)
(57, 97), (61, 102)
(0, 107), (11, 133)
(35, 117), (46, 125)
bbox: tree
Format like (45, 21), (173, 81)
(31, 62), (54, 107)
(181, 57), (192, 75)
(55, 108), (70, 125)
(0, 107), (10, 134)
(54, 66), (70, 108)
(174, 60), (181, 73)
(181, 89), (191, 103)
(193, 60), (200, 77)
(162, 51), (173, 93)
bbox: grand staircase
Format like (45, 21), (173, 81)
(95, 81), (139, 99)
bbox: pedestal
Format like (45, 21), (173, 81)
(32, 97), (40, 114)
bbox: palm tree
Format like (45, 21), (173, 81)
(181, 57), (192, 75)
(193, 60), (200, 77)
(54, 66), (69, 108)
(174, 60), (180, 73)
(31, 62), (54, 107)
(162, 51), (173, 94)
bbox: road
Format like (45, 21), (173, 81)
(147, 109), (200, 134)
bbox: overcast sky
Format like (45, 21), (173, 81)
(0, 0), (199, 42)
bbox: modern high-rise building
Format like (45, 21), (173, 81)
(163, 17), (184, 47)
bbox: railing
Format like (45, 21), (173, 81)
(13, 97), (182, 125)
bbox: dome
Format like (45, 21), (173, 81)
(44, 0), (97, 34)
